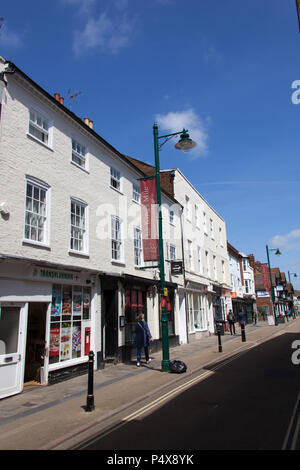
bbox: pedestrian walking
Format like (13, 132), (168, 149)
(253, 311), (257, 325)
(226, 310), (236, 335)
(135, 313), (153, 367)
(238, 310), (246, 328)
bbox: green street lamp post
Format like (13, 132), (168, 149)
(153, 124), (196, 371)
(266, 245), (281, 326)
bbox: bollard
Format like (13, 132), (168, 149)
(241, 322), (246, 342)
(217, 327), (222, 352)
(85, 350), (95, 412)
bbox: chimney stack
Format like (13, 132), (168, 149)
(84, 117), (93, 129)
(54, 93), (64, 106)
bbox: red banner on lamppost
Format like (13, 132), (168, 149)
(140, 178), (159, 261)
(261, 263), (271, 294)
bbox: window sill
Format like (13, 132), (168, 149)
(48, 355), (89, 372)
(27, 133), (53, 151)
(69, 249), (89, 258)
(110, 185), (123, 195)
(70, 160), (90, 174)
(22, 239), (51, 250)
(132, 199), (140, 205)
(111, 259), (126, 266)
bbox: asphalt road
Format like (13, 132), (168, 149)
(75, 332), (300, 451)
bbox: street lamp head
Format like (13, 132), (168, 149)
(275, 249), (281, 256)
(175, 129), (197, 151)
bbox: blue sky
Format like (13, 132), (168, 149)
(1, 0), (300, 288)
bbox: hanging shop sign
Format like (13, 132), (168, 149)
(261, 264), (271, 294)
(140, 177), (159, 261)
(171, 260), (183, 275)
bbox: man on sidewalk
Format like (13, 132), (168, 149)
(227, 310), (236, 335)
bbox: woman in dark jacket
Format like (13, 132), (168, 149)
(135, 313), (153, 367)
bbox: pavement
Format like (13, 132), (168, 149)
(0, 317), (299, 450)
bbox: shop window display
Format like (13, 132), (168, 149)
(125, 289), (146, 344)
(50, 284), (91, 364)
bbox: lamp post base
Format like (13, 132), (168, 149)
(161, 359), (170, 372)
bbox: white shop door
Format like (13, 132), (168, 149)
(0, 305), (26, 399)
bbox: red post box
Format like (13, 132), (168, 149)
(85, 327), (91, 356)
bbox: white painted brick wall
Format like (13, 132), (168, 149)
(173, 169), (230, 288)
(0, 73), (184, 290)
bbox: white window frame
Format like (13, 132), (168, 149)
(110, 167), (122, 192)
(132, 182), (140, 204)
(28, 107), (53, 148)
(203, 211), (207, 234)
(70, 198), (88, 254)
(187, 292), (207, 332)
(187, 240), (193, 270)
(213, 255), (217, 280)
(134, 227), (143, 266)
(210, 218), (214, 239)
(222, 260), (225, 282)
(185, 195), (191, 221)
(170, 244), (176, 261)
(71, 138), (88, 171)
(195, 204), (200, 229)
(197, 246), (201, 273)
(24, 177), (50, 247)
(111, 215), (123, 263)
(205, 250), (210, 277)
(169, 209), (175, 225)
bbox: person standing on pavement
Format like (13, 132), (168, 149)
(135, 313), (153, 367)
(238, 309), (246, 327)
(226, 310), (236, 335)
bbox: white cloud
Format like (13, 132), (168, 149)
(73, 11), (136, 56)
(155, 109), (209, 158)
(0, 24), (23, 48)
(270, 229), (300, 250)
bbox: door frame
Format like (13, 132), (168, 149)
(0, 302), (28, 399)
(103, 289), (118, 359)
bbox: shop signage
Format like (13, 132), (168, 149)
(257, 291), (270, 298)
(140, 177), (159, 261)
(171, 260), (183, 275)
(34, 268), (81, 282)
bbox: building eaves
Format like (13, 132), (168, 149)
(227, 242), (241, 258)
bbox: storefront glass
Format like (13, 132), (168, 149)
(187, 292), (206, 332)
(124, 289), (146, 344)
(49, 284), (91, 364)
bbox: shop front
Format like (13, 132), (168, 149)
(0, 259), (98, 398)
(121, 275), (179, 362)
(121, 274), (157, 362)
(185, 282), (209, 340)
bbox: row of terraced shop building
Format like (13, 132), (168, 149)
(0, 58), (297, 399)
